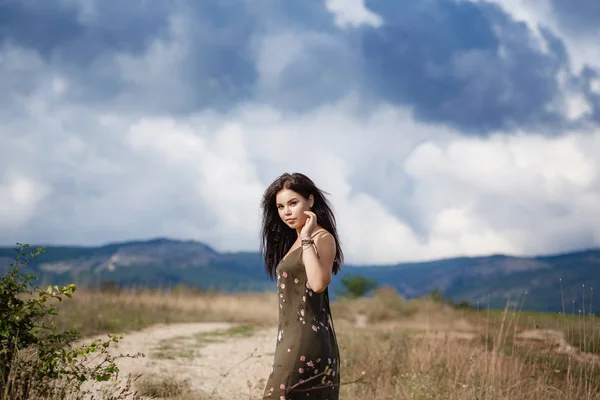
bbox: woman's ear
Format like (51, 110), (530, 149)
(309, 194), (314, 208)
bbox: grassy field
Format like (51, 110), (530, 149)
(45, 285), (600, 400)
(50, 288), (278, 337)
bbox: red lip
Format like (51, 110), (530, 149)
(286, 218), (296, 223)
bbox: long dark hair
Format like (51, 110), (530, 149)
(260, 172), (344, 280)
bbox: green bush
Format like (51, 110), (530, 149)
(0, 243), (142, 399)
(337, 274), (378, 298)
(427, 288), (473, 310)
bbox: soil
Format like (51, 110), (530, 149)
(82, 322), (276, 400)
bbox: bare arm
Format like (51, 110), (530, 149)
(301, 231), (336, 293)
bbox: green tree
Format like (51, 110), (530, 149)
(0, 243), (142, 399)
(428, 288), (443, 303)
(338, 274), (378, 298)
(426, 287), (472, 310)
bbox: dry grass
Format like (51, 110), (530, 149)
(339, 327), (600, 399)
(51, 288), (600, 400)
(135, 374), (213, 400)
(332, 286), (419, 323)
(334, 292), (600, 400)
(564, 318), (600, 355)
(52, 289), (277, 337)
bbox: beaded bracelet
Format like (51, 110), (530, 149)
(301, 237), (319, 258)
(301, 237), (315, 246)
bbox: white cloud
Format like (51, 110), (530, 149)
(2, 1), (600, 266)
(591, 79), (600, 95)
(127, 117), (265, 251)
(3, 72), (600, 263)
(427, 206), (520, 256)
(0, 174), (52, 230)
(564, 92), (593, 121)
(552, 70), (594, 121)
(404, 130), (600, 257)
(325, 0), (383, 29)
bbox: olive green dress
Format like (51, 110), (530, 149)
(263, 247), (340, 400)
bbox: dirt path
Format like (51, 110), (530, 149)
(84, 322), (277, 400)
(82, 319), (600, 399)
(516, 328), (600, 364)
(85, 316), (478, 399)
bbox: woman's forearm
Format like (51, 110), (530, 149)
(302, 243), (332, 293)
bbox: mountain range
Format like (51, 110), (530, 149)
(1, 238), (598, 313)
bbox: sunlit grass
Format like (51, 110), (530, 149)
(51, 288), (277, 337)
(51, 287), (600, 399)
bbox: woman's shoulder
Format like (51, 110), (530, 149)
(311, 228), (335, 250)
(311, 227), (331, 239)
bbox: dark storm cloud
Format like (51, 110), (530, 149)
(360, 0), (570, 133)
(0, 0), (349, 113)
(0, 1), (259, 111)
(0, 0), (174, 108)
(0, 1), (171, 64)
(0, 0), (594, 132)
(579, 67), (600, 123)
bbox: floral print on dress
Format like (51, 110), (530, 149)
(263, 246), (340, 400)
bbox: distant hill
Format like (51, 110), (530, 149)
(0, 238), (270, 292)
(338, 251), (600, 313)
(1, 238), (598, 312)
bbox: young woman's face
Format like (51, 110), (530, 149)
(275, 188), (313, 229)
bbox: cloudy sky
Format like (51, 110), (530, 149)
(1, 0), (600, 264)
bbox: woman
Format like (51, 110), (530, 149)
(260, 172), (343, 400)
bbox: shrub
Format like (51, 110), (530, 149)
(338, 274), (378, 298)
(427, 288), (473, 310)
(0, 243), (142, 399)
